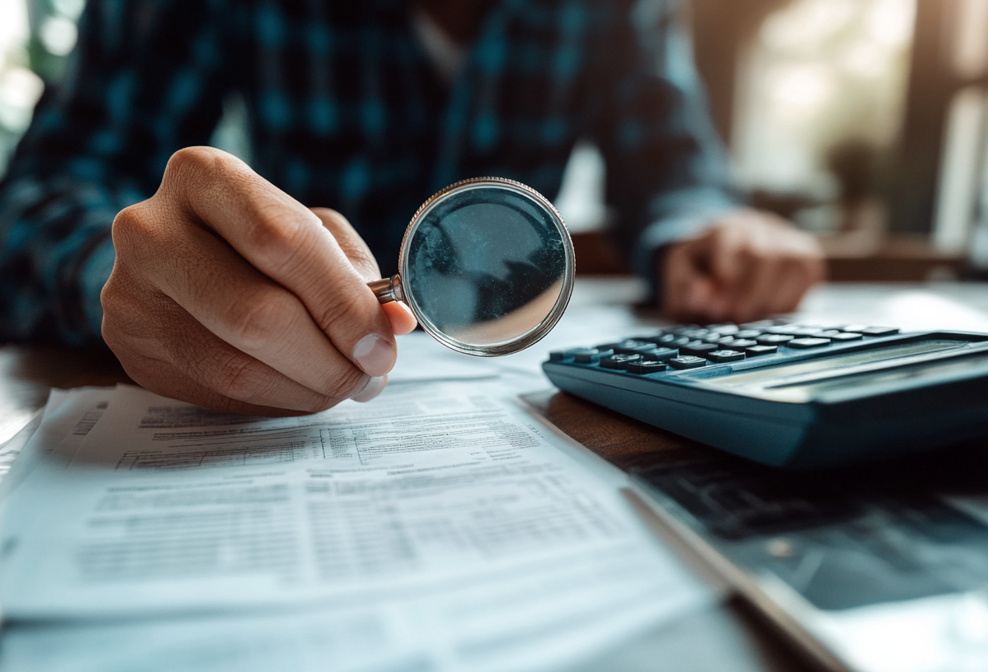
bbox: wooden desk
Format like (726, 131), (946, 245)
(0, 345), (128, 448)
(7, 280), (987, 671)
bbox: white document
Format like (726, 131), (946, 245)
(0, 541), (704, 672)
(0, 387), (110, 503)
(0, 382), (711, 622)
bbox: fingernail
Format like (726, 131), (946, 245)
(351, 375), (387, 403)
(353, 334), (394, 377)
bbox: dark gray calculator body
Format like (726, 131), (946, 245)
(542, 325), (988, 469)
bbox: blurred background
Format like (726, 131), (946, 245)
(3, 0), (988, 280)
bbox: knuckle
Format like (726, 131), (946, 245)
(111, 203), (153, 252)
(101, 268), (149, 330)
(292, 391), (344, 415)
(100, 315), (123, 353)
(223, 289), (296, 349)
(312, 287), (367, 335)
(339, 240), (377, 276)
(164, 146), (228, 184)
(732, 244), (761, 268)
(307, 396), (342, 413)
(708, 226), (732, 247)
(322, 365), (368, 401)
(115, 353), (168, 394)
(163, 147), (252, 206)
(212, 353), (271, 402)
(99, 277), (124, 322)
(312, 206), (348, 226)
(244, 208), (308, 268)
(785, 254), (822, 285)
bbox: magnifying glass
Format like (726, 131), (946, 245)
(368, 177), (575, 356)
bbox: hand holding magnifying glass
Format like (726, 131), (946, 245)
(102, 148), (573, 416)
(370, 177), (575, 356)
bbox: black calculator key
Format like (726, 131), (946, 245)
(765, 325), (804, 336)
(672, 326), (708, 338)
(706, 350), (746, 363)
(734, 330), (763, 339)
(744, 345), (777, 356)
(858, 326), (900, 337)
(787, 337), (831, 349)
(600, 354), (642, 370)
(551, 348), (595, 362)
(680, 341), (719, 356)
(631, 335), (669, 346)
(642, 347), (679, 362)
(658, 334), (692, 346)
(613, 339), (654, 347)
(613, 342), (659, 355)
(724, 338), (757, 349)
(627, 360), (669, 374)
(574, 348), (613, 363)
(740, 320), (777, 330)
(668, 356), (707, 369)
(826, 331), (863, 342)
(756, 334), (794, 345)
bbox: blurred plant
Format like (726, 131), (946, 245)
(731, 0), (915, 233)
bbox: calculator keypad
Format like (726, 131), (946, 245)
(548, 321), (904, 375)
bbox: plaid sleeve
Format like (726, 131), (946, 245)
(0, 0), (233, 345)
(589, 0), (744, 276)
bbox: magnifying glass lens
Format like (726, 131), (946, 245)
(371, 178), (574, 357)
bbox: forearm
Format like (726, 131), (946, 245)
(0, 173), (142, 344)
(589, 0), (743, 274)
(0, 0), (232, 344)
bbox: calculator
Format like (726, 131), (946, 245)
(541, 322), (988, 469)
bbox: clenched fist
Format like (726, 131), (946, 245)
(660, 209), (825, 324)
(101, 147), (416, 416)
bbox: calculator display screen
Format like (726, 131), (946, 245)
(705, 339), (983, 401)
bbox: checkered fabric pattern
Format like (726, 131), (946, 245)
(0, 0), (738, 345)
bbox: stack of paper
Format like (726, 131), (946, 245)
(0, 331), (714, 671)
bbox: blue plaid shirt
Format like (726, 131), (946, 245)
(0, 0), (739, 345)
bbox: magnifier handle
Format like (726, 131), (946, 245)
(369, 274), (405, 304)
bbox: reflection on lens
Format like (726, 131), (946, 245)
(402, 179), (572, 355)
(447, 278), (565, 347)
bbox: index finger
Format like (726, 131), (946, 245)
(311, 207), (418, 336)
(160, 147), (397, 377)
